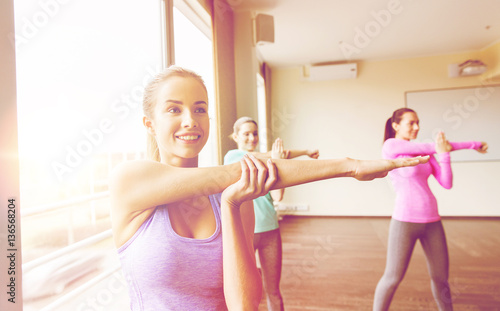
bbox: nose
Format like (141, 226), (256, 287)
(249, 134), (257, 142)
(181, 111), (198, 128)
(414, 123), (420, 130)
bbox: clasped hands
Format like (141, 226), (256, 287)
(436, 132), (488, 154)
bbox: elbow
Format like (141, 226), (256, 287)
(274, 194), (284, 202)
(442, 181), (453, 190)
(271, 190), (284, 202)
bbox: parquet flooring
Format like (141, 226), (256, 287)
(258, 216), (500, 310)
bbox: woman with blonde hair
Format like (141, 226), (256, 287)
(110, 66), (429, 310)
(224, 116), (319, 310)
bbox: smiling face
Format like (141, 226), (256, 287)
(144, 76), (209, 166)
(233, 121), (259, 152)
(393, 111), (420, 141)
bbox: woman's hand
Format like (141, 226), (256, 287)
(351, 156), (430, 181)
(435, 132), (452, 154)
(307, 149), (320, 159)
(222, 154), (278, 208)
(477, 142), (488, 153)
(271, 138), (289, 159)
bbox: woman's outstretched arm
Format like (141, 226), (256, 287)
(383, 136), (486, 158)
(110, 156), (429, 215)
(110, 155), (429, 245)
(110, 160), (242, 246)
(251, 138), (319, 160)
(261, 155), (429, 189)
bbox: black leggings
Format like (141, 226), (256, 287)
(373, 219), (453, 311)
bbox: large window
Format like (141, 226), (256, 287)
(14, 0), (215, 310)
(173, 0), (216, 167)
(256, 72), (268, 152)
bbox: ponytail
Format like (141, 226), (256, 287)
(384, 117), (395, 142)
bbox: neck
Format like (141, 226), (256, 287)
(161, 155), (199, 168)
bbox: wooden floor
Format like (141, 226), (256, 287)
(258, 216), (500, 311)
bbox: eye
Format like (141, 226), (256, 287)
(195, 107), (207, 113)
(167, 106), (181, 113)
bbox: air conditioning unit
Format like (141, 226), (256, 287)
(302, 62), (357, 81)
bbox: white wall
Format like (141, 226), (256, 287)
(271, 53), (500, 216)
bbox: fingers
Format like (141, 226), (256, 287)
(247, 154), (278, 195)
(418, 155), (430, 163)
(393, 156), (429, 168)
(272, 138), (284, 159)
(243, 154), (259, 194)
(239, 157), (250, 186)
(264, 159), (278, 192)
(272, 138), (279, 153)
(277, 138), (284, 158)
(247, 154), (268, 194)
(436, 131), (445, 142)
(310, 149), (320, 159)
(277, 138), (283, 152)
(479, 142), (488, 153)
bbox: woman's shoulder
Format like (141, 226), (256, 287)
(109, 159), (167, 195)
(382, 138), (413, 158)
(383, 138), (416, 149)
(382, 138), (400, 152)
(111, 159), (158, 181)
(383, 138), (403, 146)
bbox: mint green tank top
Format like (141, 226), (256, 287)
(223, 149), (279, 233)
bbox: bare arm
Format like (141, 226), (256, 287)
(110, 154), (429, 246)
(286, 149), (319, 159)
(110, 160), (241, 214)
(268, 137), (319, 201)
(258, 137), (319, 160)
(110, 155), (428, 218)
(110, 160), (241, 246)
(270, 138), (285, 201)
(263, 155), (429, 189)
(221, 156), (276, 309)
(221, 200), (262, 310)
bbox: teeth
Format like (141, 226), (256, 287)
(178, 135), (199, 141)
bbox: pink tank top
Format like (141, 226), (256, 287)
(382, 138), (481, 223)
(117, 193), (227, 310)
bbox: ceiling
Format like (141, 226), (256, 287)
(230, 0), (500, 68)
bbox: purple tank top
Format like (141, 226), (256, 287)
(117, 193), (226, 311)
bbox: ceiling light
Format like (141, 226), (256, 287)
(448, 59), (487, 78)
(459, 59), (487, 76)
